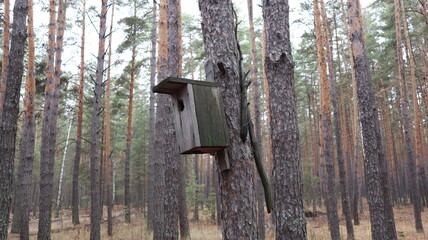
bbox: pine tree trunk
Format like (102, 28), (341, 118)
(193, 155), (199, 221)
(393, 0), (424, 232)
(105, 0), (115, 235)
(263, 1), (307, 239)
(313, 1), (340, 239)
(7, 2), (34, 238)
(0, 0), (10, 122)
(199, 1), (258, 238)
(38, 0), (66, 238)
(90, 1), (108, 239)
(147, 0), (157, 232)
(347, 0), (397, 239)
(72, 0), (85, 225)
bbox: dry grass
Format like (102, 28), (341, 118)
(7, 203), (428, 239)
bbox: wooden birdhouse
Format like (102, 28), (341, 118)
(153, 77), (229, 157)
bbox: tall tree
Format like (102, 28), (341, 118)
(199, 0), (258, 239)
(38, 0), (67, 239)
(347, 0), (397, 239)
(72, 0), (86, 225)
(313, 0), (340, 239)
(262, 1), (307, 239)
(146, 0), (157, 231)
(393, 0), (424, 232)
(0, 0), (10, 121)
(0, 0), (28, 237)
(90, 0), (108, 239)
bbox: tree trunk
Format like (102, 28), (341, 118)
(105, 0), (115, 235)
(393, 0), (424, 232)
(147, 0), (157, 232)
(72, 0), (86, 226)
(199, 1), (258, 239)
(56, 119), (72, 214)
(193, 155), (200, 221)
(313, 1), (340, 239)
(8, 2), (34, 238)
(38, 0), (66, 238)
(0, 0), (10, 122)
(262, 1), (307, 239)
(347, 0), (397, 239)
(90, 1), (108, 239)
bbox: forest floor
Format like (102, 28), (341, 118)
(7, 201), (428, 239)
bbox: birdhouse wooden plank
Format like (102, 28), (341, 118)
(153, 77), (229, 155)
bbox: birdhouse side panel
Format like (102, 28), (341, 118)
(171, 85), (201, 153)
(192, 85), (229, 148)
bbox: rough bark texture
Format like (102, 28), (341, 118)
(393, 0), (424, 232)
(0, 0), (28, 238)
(37, 0), (63, 239)
(105, 0), (115, 235)
(72, 0), (86, 226)
(262, 1), (307, 239)
(90, 1), (107, 239)
(147, 0), (157, 231)
(0, 0), (10, 121)
(313, 1), (340, 239)
(199, 1), (258, 239)
(153, 0), (167, 238)
(347, 0), (398, 239)
(322, 3), (354, 239)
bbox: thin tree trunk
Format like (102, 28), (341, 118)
(90, 1), (108, 239)
(263, 1), (307, 239)
(347, 0), (398, 239)
(147, 0), (157, 232)
(38, 0), (66, 238)
(72, 0), (86, 226)
(313, 1), (340, 239)
(193, 155), (200, 221)
(393, 0), (424, 232)
(0, 0), (10, 122)
(105, 0), (115, 235)
(199, 1), (258, 238)
(56, 119), (72, 212)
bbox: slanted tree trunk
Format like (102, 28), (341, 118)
(56, 118), (72, 215)
(153, 0), (168, 238)
(105, 0), (115, 235)
(313, 1), (340, 239)
(199, 1), (258, 239)
(347, 0), (397, 239)
(147, 0), (157, 231)
(262, 1), (307, 239)
(90, 1), (108, 239)
(37, 0), (66, 238)
(393, 0), (424, 232)
(72, 0), (86, 226)
(0, 0), (10, 122)
(6, 1), (32, 238)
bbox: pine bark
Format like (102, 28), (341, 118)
(72, 0), (86, 225)
(393, 0), (424, 232)
(262, 1), (307, 239)
(105, 0), (115, 235)
(313, 0), (340, 239)
(199, 1), (258, 239)
(37, 0), (65, 238)
(347, 0), (397, 239)
(90, 1), (108, 239)
(0, 0), (10, 121)
(147, 0), (157, 231)
(0, 0), (28, 237)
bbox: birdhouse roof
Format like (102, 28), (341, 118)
(153, 77), (220, 94)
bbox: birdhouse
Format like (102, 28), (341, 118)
(153, 77), (229, 156)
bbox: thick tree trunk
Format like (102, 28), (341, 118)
(105, 0), (115, 235)
(8, 2), (34, 239)
(37, 0), (66, 238)
(263, 1), (307, 239)
(90, 1), (108, 239)
(347, 0), (398, 239)
(72, 0), (86, 225)
(193, 155), (200, 221)
(393, 0), (424, 232)
(147, 0), (157, 231)
(313, 1), (340, 239)
(0, 0), (10, 121)
(199, 1), (258, 239)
